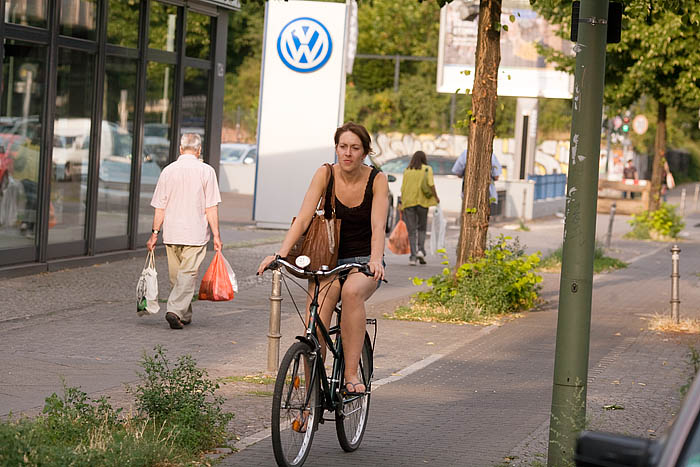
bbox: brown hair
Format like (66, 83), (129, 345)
(334, 122), (372, 156)
(408, 150), (427, 170)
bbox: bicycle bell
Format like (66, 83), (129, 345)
(295, 255), (311, 269)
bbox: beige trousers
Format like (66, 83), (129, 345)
(165, 244), (207, 322)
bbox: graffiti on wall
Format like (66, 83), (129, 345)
(372, 131), (570, 178)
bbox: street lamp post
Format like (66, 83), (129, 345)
(547, 1), (610, 464)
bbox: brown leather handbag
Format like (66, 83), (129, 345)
(287, 163), (341, 273)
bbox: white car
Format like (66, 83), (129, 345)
(221, 143), (257, 165)
(380, 155), (462, 217)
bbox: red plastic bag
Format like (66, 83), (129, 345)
(198, 251), (235, 301)
(387, 213), (410, 255)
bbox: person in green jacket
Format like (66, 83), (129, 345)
(400, 151), (439, 265)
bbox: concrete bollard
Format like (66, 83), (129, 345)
(694, 184), (700, 212)
(267, 269), (283, 372)
(670, 244), (681, 324)
(605, 202), (616, 248)
(680, 188), (687, 216)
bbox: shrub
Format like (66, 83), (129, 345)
(401, 236), (542, 323)
(128, 345), (233, 452)
(626, 203), (685, 240)
(0, 348), (233, 465)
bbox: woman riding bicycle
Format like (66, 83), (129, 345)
(257, 121), (389, 395)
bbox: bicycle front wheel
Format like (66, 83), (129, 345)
(335, 332), (373, 452)
(272, 341), (320, 467)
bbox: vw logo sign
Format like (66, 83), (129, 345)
(277, 17), (332, 73)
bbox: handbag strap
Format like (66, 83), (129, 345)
(322, 163), (336, 218)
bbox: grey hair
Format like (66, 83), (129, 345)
(180, 133), (202, 152)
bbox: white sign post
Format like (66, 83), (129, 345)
(253, 1), (349, 228)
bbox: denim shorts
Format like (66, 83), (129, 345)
(337, 255), (385, 289)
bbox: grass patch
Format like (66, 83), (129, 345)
(247, 391), (274, 397)
(391, 236), (542, 325)
(539, 244), (627, 274)
(646, 313), (700, 334)
(0, 346), (233, 465)
(219, 373), (276, 385)
(391, 302), (510, 326)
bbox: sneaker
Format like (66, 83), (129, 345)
(409, 258), (417, 266)
(416, 251), (426, 265)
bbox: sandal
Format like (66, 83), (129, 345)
(343, 381), (367, 395)
(291, 411), (310, 433)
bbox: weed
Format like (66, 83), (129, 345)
(128, 345), (233, 453)
(395, 236), (542, 324)
(625, 203), (685, 240)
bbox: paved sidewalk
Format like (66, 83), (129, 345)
(1, 189), (698, 466)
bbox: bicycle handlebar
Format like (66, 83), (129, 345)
(265, 257), (386, 282)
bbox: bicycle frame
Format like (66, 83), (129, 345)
(270, 257), (379, 418)
(301, 275), (347, 415)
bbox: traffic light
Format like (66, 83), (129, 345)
(621, 116), (630, 133)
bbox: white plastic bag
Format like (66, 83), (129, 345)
(136, 250), (160, 316)
(429, 204), (447, 255)
(223, 253), (238, 293)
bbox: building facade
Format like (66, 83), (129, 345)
(0, 0), (237, 276)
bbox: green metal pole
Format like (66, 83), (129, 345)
(547, 1), (609, 465)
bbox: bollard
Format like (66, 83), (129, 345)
(605, 202), (616, 248)
(694, 184), (699, 212)
(680, 188), (687, 217)
(521, 188), (527, 223)
(267, 269), (283, 372)
(670, 245), (681, 324)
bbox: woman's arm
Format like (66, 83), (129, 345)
(256, 165), (330, 274)
(368, 171), (389, 281)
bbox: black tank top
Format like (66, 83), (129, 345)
(325, 165), (378, 259)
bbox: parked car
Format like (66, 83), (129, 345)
(575, 371), (700, 466)
(221, 143), (257, 165)
(380, 154), (462, 216)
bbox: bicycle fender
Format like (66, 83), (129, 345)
(295, 335), (314, 348)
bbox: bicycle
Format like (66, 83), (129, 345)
(264, 256), (382, 467)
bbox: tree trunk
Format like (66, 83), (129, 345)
(648, 102), (666, 211)
(455, 0), (502, 266)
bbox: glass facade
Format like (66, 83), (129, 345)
(0, 1), (231, 272)
(149, 2), (178, 53)
(97, 56), (138, 239)
(107, 0), (139, 48)
(182, 68), (209, 150)
(0, 41), (46, 254)
(59, 0), (97, 40)
(5, 0), (47, 28)
(49, 48), (95, 246)
(186, 11), (211, 60)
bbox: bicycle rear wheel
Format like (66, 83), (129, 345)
(335, 332), (373, 452)
(272, 341), (320, 467)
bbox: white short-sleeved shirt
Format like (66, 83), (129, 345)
(150, 153), (221, 245)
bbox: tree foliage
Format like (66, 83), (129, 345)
(225, 0), (519, 140)
(532, 0), (700, 208)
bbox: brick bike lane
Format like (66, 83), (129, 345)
(223, 240), (700, 466)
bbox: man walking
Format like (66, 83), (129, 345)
(451, 149), (502, 214)
(147, 133), (222, 329)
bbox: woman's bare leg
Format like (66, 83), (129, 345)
(340, 272), (378, 392)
